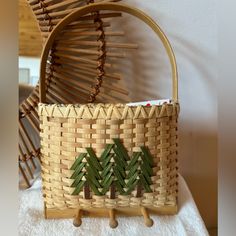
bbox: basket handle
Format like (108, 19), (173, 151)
(40, 2), (178, 103)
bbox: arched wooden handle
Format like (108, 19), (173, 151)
(40, 2), (178, 103)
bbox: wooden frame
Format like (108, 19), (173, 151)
(45, 206), (178, 227)
(45, 206), (178, 219)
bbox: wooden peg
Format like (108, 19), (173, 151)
(141, 207), (154, 227)
(109, 209), (118, 228)
(73, 209), (82, 227)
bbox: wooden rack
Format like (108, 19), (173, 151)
(19, 0), (137, 188)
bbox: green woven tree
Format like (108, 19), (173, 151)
(99, 143), (117, 197)
(126, 146), (154, 196)
(70, 148), (103, 196)
(100, 139), (130, 196)
(70, 139), (154, 197)
(85, 147), (103, 195)
(70, 153), (87, 195)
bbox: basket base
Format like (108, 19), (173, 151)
(45, 206), (178, 219)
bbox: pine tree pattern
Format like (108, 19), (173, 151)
(70, 153), (87, 195)
(70, 139), (154, 197)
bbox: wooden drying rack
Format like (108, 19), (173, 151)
(19, 0), (137, 188)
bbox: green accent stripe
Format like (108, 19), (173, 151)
(113, 166), (126, 187)
(140, 174), (152, 192)
(71, 172), (84, 187)
(127, 162), (139, 179)
(140, 157), (153, 176)
(140, 164), (152, 185)
(85, 156), (101, 178)
(126, 179), (139, 195)
(101, 153), (113, 168)
(71, 180), (85, 195)
(85, 165), (100, 180)
(70, 162), (86, 179)
(87, 179), (102, 196)
(115, 180), (125, 194)
(126, 171), (138, 187)
(86, 148), (103, 171)
(101, 171), (112, 186)
(70, 140), (154, 197)
(86, 173), (101, 188)
(126, 152), (140, 170)
(113, 147), (127, 167)
(140, 146), (154, 166)
(113, 154), (126, 177)
(113, 139), (129, 160)
(70, 153), (86, 170)
(115, 162), (126, 178)
(101, 177), (113, 195)
(101, 162), (112, 178)
(100, 144), (114, 160)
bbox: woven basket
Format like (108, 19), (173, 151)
(39, 3), (179, 227)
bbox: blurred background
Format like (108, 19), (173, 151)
(19, 0), (41, 86)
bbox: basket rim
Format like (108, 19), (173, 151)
(38, 101), (180, 119)
(38, 99), (178, 108)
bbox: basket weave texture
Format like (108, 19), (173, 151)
(38, 3), (180, 215)
(39, 102), (179, 209)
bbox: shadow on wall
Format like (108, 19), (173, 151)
(170, 33), (216, 91)
(170, 33), (217, 228)
(178, 118), (217, 228)
(110, 13), (171, 101)
(110, 12), (216, 100)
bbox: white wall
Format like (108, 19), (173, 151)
(115, 0), (217, 228)
(18, 56), (40, 86)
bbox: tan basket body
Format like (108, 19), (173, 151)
(38, 3), (180, 218)
(39, 103), (179, 211)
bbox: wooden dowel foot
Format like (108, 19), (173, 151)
(109, 209), (118, 229)
(141, 207), (154, 227)
(73, 209), (82, 227)
(144, 218), (154, 227)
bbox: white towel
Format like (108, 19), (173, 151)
(18, 175), (209, 236)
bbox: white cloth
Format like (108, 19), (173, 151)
(18, 175), (209, 236)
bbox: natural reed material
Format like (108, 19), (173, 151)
(38, 3), (180, 226)
(39, 103), (179, 209)
(19, 145), (34, 179)
(41, 30), (125, 38)
(69, 139), (154, 196)
(19, 162), (31, 188)
(56, 40), (138, 49)
(37, 12), (122, 27)
(19, 0), (137, 188)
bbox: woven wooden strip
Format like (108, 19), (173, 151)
(40, 102), (178, 209)
(39, 102), (179, 119)
(42, 138), (168, 209)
